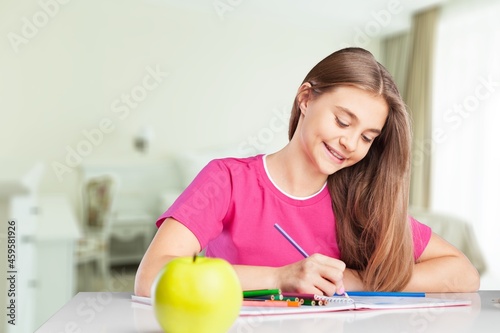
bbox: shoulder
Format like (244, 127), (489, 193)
(189, 155), (263, 190)
(207, 154), (263, 174)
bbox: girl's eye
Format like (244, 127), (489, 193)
(335, 117), (349, 128)
(362, 135), (373, 143)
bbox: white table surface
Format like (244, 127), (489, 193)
(35, 291), (500, 333)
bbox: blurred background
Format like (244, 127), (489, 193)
(1, 0), (499, 331)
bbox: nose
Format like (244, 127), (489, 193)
(339, 135), (357, 152)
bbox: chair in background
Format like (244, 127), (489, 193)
(410, 207), (487, 275)
(75, 174), (117, 291)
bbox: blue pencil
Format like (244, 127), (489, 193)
(345, 291), (425, 297)
(274, 223), (309, 258)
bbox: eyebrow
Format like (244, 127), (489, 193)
(336, 106), (382, 135)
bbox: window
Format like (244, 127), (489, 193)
(431, 0), (500, 286)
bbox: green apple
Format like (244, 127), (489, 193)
(152, 255), (242, 333)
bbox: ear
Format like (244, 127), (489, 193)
(296, 82), (313, 115)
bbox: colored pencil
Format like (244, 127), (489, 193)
(280, 296), (300, 302)
(281, 292), (317, 299)
(273, 223), (350, 300)
(243, 294), (283, 301)
(243, 289), (281, 298)
(242, 300), (301, 307)
(274, 223), (309, 258)
(245, 296), (298, 302)
(302, 299), (325, 306)
(345, 291), (425, 297)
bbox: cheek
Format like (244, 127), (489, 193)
(299, 118), (318, 144)
(298, 113), (332, 150)
(298, 124), (313, 152)
(352, 145), (372, 163)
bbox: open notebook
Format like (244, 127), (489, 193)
(239, 295), (471, 316)
(132, 295), (471, 316)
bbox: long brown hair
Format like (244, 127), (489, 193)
(289, 47), (414, 291)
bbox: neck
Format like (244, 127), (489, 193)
(266, 142), (328, 197)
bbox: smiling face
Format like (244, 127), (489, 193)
(296, 84), (389, 176)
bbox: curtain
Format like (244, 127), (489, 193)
(431, 0), (500, 288)
(404, 7), (440, 209)
(381, 32), (410, 98)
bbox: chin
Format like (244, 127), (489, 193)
(323, 164), (344, 176)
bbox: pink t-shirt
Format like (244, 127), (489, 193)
(157, 155), (432, 266)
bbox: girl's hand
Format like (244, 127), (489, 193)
(275, 253), (347, 296)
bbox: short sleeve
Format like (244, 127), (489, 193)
(156, 159), (232, 249)
(410, 216), (432, 260)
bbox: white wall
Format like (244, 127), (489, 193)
(431, 0), (500, 289)
(0, 0), (383, 213)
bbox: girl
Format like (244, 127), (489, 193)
(135, 47), (479, 297)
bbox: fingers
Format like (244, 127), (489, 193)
(308, 254), (346, 296)
(281, 254), (347, 296)
(312, 271), (345, 296)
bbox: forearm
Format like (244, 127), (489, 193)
(134, 254), (177, 297)
(341, 255), (480, 293)
(234, 254), (349, 295)
(233, 265), (279, 291)
(343, 268), (365, 291)
(404, 255), (480, 292)
(135, 218), (202, 297)
(137, 261), (280, 296)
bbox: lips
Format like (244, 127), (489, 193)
(324, 142), (346, 162)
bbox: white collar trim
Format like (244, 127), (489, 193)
(262, 154), (327, 201)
